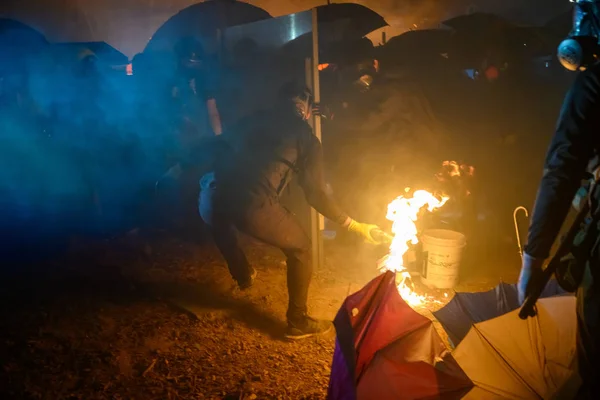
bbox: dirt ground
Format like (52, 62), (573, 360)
(0, 228), (519, 400)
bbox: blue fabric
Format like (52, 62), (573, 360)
(433, 280), (571, 347)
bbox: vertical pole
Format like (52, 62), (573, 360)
(310, 7), (325, 270)
(305, 58), (313, 124)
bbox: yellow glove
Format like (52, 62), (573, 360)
(347, 219), (390, 245)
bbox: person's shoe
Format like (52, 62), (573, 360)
(237, 268), (257, 290)
(285, 315), (333, 340)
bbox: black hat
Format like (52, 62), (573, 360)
(277, 80), (312, 102)
(174, 36), (205, 63)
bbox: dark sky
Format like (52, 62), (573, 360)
(0, 0), (571, 57)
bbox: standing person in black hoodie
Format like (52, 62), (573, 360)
(200, 82), (388, 340)
(518, 2), (600, 397)
(161, 37), (223, 231)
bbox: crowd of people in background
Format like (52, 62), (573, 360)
(0, 35), (224, 255)
(0, 7), (574, 260)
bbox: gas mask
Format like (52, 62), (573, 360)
(354, 74), (374, 92)
(557, 0), (600, 71)
(292, 89), (314, 121)
(344, 60), (377, 93)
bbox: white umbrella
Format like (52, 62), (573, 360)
(454, 296), (580, 399)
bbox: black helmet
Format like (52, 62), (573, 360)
(174, 36), (205, 65)
(278, 81), (312, 102)
(557, 0), (600, 71)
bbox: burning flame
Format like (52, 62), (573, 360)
(436, 161), (475, 180)
(379, 189), (449, 307)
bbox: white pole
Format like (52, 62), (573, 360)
(310, 7), (325, 270)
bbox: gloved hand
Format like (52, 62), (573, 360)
(347, 219), (391, 245)
(517, 252), (545, 305)
(312, 103), (333, 120)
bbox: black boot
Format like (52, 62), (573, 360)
(285, 314), (333, 340)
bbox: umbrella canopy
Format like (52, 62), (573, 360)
(385, 29), (452, 53)
(278, 4), (387, 61)
(378, 29), (452, 68)
(433, 280), (571, 347)
(0, 18), (48, 73)
(508, 26), (559, 58)
(442, 13), (516, 34)
(328, 271), (473, 400)
(454, 296), (580, 399)
(0, 18), (47, 50)
(144, 0), (272, 53)
(51, 42), (129, 66)
(315, 3), (387, 39)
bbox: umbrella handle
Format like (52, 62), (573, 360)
(513, 206), (529, 259)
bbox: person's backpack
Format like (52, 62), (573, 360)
(555, 157), (600, 292)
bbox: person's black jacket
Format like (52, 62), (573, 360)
(525, 62), (600, 259)
(214, 107), (349, 225)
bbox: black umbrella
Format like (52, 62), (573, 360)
(279, 4), (387, 60)
(0, 18), (48, 74)
(442, 14), (549, 69)
(442, 12), (516, 34)
(145, 0), (272, 53)
(0, 18), (47, 53)
(315, 3), (387, 39)
(507, 26), (559, 58)
(51, 42), (129, 66)
(383, 29), (452, 56)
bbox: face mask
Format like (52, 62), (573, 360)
(557, 1), (600, 71)
(354, 74), (374, 92)
(293, 91), (313, 120)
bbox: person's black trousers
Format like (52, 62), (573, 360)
(205, 191), (312, 323)
(576, 261), (600, 398)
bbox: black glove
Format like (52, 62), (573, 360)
(312, 103), (333, 120)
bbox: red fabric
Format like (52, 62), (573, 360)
(343, 272), (432, 379)
(328, 272), (473, 400)
(358, 358), (472, 400)
(357, 324), (472, 399)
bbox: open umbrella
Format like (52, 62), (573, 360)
(279, 4), (387, 61)
(144, 0), (272, 53)
(433, 280), (570, 347)
(316, 3), (387, 39)
(385, 29), (452, 53)
(453, 296), (580, 399)
(0, 19), (49, 79)
(0, 19), (48, 69)
(442, 13), (516, 34)
(0, 18), (47, 49)
(51, 42), (129, 67)
(379, 29), (452, 68)
(507, 26), (559, 58)
(328, 271), (473, 400)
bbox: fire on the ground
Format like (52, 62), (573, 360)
(377, 161), (474, 307)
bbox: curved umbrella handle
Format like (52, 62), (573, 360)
(513, 206), (529, 260)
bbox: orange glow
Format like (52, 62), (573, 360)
(485, 66), (499, 81)
(318, 63), (330, 71)
(437, 161), (475, 180)
(378, 189), (449, 307)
